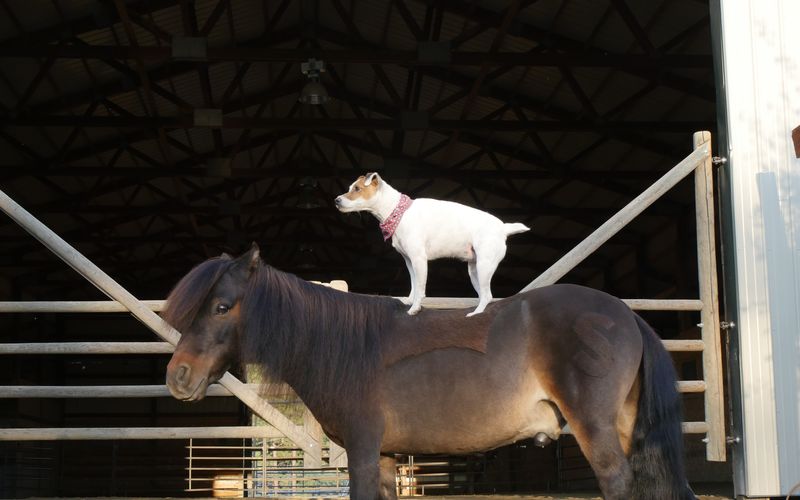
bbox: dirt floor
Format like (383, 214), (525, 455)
(399, 496), (732, 500)
(24, 496), (734, 500)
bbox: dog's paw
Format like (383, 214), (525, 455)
(466, 309), (483, 318)
(407, 305), (421, 315)
(400, 295), (413, 305)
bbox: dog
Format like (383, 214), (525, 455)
(335, 172), (529, 316)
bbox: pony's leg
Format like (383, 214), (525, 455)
(378, 455), (398, 500)
(345, 425), (383, 500)
(401, 255), (416, 305)
(568, 419), (633, 500)
(347, 449), (381, 500)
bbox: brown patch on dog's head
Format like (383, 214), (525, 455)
(342, 173), (381, 201)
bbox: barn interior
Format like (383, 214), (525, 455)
(0, 0), (732, 496)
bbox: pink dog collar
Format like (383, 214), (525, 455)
(380, 194), (413, 241)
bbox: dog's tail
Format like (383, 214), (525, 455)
(504, 223), (530, 236)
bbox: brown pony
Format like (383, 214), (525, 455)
(163, 244), (696, 500)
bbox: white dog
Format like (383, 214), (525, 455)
(335, 172), (529, 316)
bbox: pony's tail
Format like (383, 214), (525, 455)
(630, 314), (697, 500)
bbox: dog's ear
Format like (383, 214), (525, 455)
(364, 172), (382, 186)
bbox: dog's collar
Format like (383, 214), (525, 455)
(380, 194), (414, 241)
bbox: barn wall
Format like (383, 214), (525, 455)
(713, 0), (800, 496)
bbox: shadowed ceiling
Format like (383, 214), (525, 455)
(0, 0), (716, 307)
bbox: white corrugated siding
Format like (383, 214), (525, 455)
(718, 0), (800, 496)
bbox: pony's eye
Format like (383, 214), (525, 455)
(215, 304), (230, 315)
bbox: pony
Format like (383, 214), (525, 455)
(163, 244), (696, 500)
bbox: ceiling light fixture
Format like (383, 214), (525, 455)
(299, 58), (329, 105)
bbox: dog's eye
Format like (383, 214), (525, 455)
(215, 303), (230, 315)
(353, 186), (361, 193)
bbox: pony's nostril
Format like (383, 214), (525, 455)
(175, 364), (190, 385)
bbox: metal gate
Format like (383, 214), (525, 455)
(0, 129), (726, 488)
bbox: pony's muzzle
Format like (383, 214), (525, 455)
(166, 361), (203, 400)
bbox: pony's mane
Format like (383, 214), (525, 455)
(161, 256), (233, 333)
(241, 264), (403, 419)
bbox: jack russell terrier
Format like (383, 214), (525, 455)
(335, 173), (529, 316)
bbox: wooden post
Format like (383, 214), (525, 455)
(0, 189), (321, 465)
(693, 131), (726, 461)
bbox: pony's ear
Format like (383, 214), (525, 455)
(364, 172), (381, 186)
(245, 242), (260, 268)
(233, 242), (261, 277)
(220, 252), (233, 260)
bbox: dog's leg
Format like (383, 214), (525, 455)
(467, 260), (480, 296)
(467, 251), (503, 317)
(401, 255), (415, 305)
(407, 257), (427, 315)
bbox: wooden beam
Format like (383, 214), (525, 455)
(419, 0), (714, 101)
(520, 140), (710, 292)
(1, 114), (711, 132)
(0, 45), (713, 68)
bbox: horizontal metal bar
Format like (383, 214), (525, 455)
(0, 380), (703, 400)
(621, 298), (703, 311)
(0, 342), (173, 354)
(0, 339), (705, 357)
(0, 297), (703, 313)
(678, 380), (706, 393)
(0, 422), (710, 442)
(682, 421), (710, 434)
(561, 421), (709, 435)
(0, 426), (283, 441)
(0, 384), (258, 398)
(663, 339), (704, 352)
(0, 300), (164, 313)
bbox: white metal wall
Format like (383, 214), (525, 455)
(715, 0), (800, 496)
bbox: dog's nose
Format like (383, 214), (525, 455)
(334, 196), (342, 206)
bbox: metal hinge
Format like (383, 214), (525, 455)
(712, 156), (728, 165)
(702, 435), (740, 445)
(720, 321), (735, 330)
